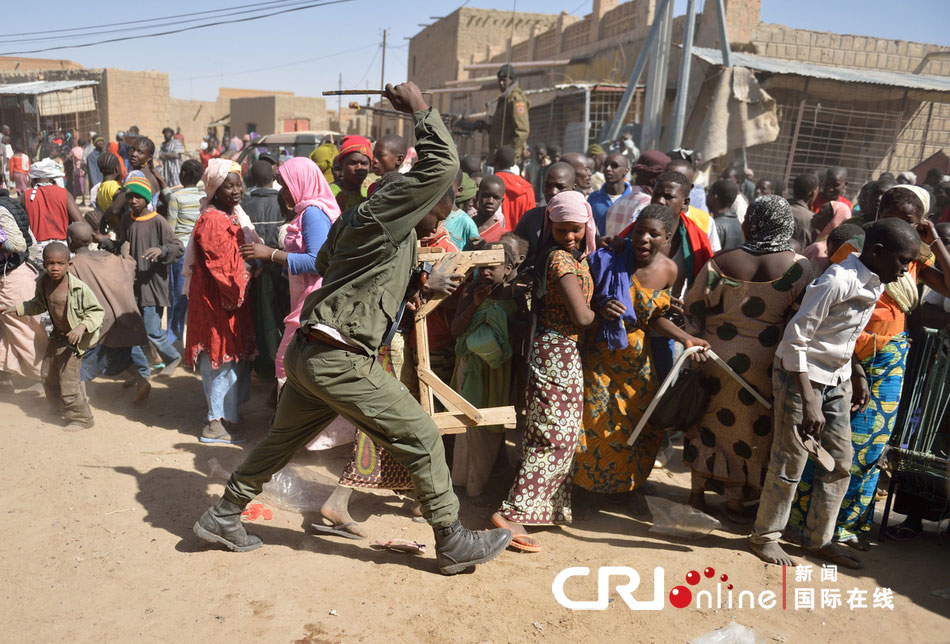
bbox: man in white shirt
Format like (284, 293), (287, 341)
(749, 218), (922, 570)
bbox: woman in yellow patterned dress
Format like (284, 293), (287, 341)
(574, 204), (709, 516)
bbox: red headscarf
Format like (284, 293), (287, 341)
(338, 135), (372, 161)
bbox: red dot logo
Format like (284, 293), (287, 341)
(720, 574), (728, 582)
(669, 585), (692, 608)
(727, 584), (734, 590)
(685, 570), (700, 585)
(703, 567), (715, 578)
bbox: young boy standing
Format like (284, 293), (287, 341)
(120, 176), (184, 375)
(5, 242), (103, 429)
(748, 217), (922, 570)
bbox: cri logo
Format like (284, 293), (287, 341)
(553, 566), (776, 611)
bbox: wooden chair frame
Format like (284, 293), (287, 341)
(414, 248), (517, 434)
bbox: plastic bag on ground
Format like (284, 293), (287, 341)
(645, 495), (722, 539)
(259, 463), (335, 513)
(689, 621), (765, 644)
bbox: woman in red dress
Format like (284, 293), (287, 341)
(185, 159), (256, 444)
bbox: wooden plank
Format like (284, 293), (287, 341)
(415, 248), (504, 320)
(414, 315), (434, 415)
(417, 367), (482, 423)
(432, 407), (518, 433)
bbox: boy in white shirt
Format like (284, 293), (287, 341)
(749, 217), (922, 570)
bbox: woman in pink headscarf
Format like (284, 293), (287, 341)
(239, 156), (341, 381)
(491, 190), (596, 552)
(803, 200), (852, 273)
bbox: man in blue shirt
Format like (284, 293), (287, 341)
(588, 152), (631, 236)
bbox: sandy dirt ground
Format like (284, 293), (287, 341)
(1, 369), (948, 644)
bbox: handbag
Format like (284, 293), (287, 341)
(648, 365), (710, 430)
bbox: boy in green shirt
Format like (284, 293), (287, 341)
(4, 242), (103, 429)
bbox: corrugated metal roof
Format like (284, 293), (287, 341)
(0, 80), (98, 96)
(691, 47), (950, 93)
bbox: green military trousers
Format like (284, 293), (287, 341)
(223, 333), (460, 527)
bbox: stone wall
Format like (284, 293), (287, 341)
(99, 69), (170, 147)
(167, 97), (221, 155)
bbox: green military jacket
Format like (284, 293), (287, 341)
(18, 272), (104, 350)
(489, 81), (530, 162)
(301, 108), (459, 356)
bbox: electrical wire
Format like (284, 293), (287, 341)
(0, 0), (355, 56)
(176, 42), (378, 81)
(354, 45), (382, 88)
(3, 0), (316, 45)
(1, 0), (307, 38)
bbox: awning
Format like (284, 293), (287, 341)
(691, 47), (950, 97)
(0, 80), (98, 96)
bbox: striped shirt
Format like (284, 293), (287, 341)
(167, 186), (204, 246)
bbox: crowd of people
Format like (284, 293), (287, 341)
(0, 80), (948, 576)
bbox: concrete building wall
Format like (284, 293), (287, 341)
(274, 95), (329, 133)
(99, 68), (170, 147)
(0, 56), (82, 72)
(167, 97), (221, 154)
(230, 96), (277, 137)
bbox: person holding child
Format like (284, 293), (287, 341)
(5, 242), (103, 429)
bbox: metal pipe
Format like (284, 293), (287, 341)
(784, 78), (810, 187)
(583, 86), (591, 152)
(599, 0), (670, 144)
(641, 0), (672, 151)
(668, 0), (697, 150)
(715, 0), (732, 68)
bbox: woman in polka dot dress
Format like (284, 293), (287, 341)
(683, 195), (813, 524)
(491, 191), (596, 552)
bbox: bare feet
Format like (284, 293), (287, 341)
(748, 539), (797, 566)
(319, 485), (367, 538)
(490, 512), (540, 551)
(802, 543), (862, 569)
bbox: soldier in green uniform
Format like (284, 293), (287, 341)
(194, 82), (512, 576)
(489, 64), (530, 164)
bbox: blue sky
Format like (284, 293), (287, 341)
(1, 0), (948, 101)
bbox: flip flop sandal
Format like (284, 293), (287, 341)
(310, 521), (366, 540)
(885, 525), (918, 542)
(794, 429), (835, 471)
(490, 513), (541, 552)
(837, 536), (870, 551)
(371, 539), (426, 555)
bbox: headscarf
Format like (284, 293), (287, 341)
(586, 143), (605, 156)
(181, 158), (262, 293)
(124, 175), (153, 202)
(740, 195), (794, 255)
(890, 184), (931, 215)
(456, 172), (477, 207)
(28, 158), (64, 181)
(631, 150), (671, 193)
(338, 135), (371, 161)
(803, 200), (851, 269)
(93, 135), (105, 146)
(542, 190), (597, 260)
(277, 157), (341, 219)
(310, 142), (338, 184)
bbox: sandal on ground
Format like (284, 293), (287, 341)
(310, 521), (366, 540)
(490, 513), (542, 552)
(884, 525), (919, 542)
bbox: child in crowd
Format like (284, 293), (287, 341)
(4, 242), (103, 429)
(120, 176), (184, 376)
(749, 217), (923, 570)
(67, 222), (151, 403)
(166, 159), (205, 345)
(825, 223), (865, 259)
(450, 233), (529, 500)
(472, 175), (508, 242)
